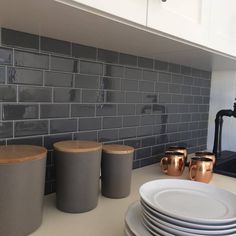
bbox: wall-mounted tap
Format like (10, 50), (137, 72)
(213, 99), (236, 158)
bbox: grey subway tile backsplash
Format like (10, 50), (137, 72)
(41, 37), (71, 55)
(0, 28), (212, 195)
(15, 50), (49, 69)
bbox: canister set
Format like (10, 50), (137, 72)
(160, 146), (216, 183)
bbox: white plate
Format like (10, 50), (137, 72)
(141, 200), (236, 230)
(125, 201), (153, 236)
(142, 209), (236, 236)
(140, 179), (236, 225)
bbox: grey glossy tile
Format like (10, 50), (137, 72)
(15, 50), (49, 69)
(71, 104), (95, 117)
(121, 79), (138, 91)
(192, 68), (202, 77)
(51, 56), (77, 73)
(3, 104), (38, 120)
(44, 133), (72, 150)
(137, 126), (153, 137)
(72, 43), (97, 59)
(140, 157), (160, 167)
(138, 57), (153, 69)
(140, 115), (155, 126)
(74, 131), (98, 141)
(0, 47), (13, 65)
(169, 84), (181, 94)
(192, 87), (201, 95)
(8, 67), (43, 85)
(40, 104), (69, 118)
(203, 96), (210, 104)
(181, 66), (191, 75)
(103, 64), (124, 78)
(201, 71), (211, 79)
(8, 136), (43, 146)
(103, 117), (122, 129)
(45, 71), (73, 87)
(155, 82), (169, 93)
(159, 72), (171, 83)
(181, 85), (192, 95)
(136, 104), (152, 115)
(15, 120), (48, 137)
(0, 122), (13, 138)
(143, 70), (157, 81)
(101, 77), (121, 90)
(53, 88), (80, 103)
(98, 129), (119, 142)
(119, 127), (136, 139)
(119, 53), (137, 66)
(41, 36), (71, 55)
(19, 86), (52, 102)
(118, 104), (135, 115)
(123, 116), (140, 127)
(136, 147), (151, 160)
(106, 91), (125, 103)
(0, 66), (5, 83)
(126, 92), (142, 103)
(78, 117), (101, 131)
(141, 137), (155, 147)
(169, 63), (180, 73)
(75, 74), (99, 89)
(194, 96), (202, 104)
(159, 93), (171, 103)
(82, 90), (103, 103)
(183, 76), (194, 85)
(201, 88), (210, 96)
(151, 145), (165, 156)
(142, 93), (158, 103)
(154, 60), (168, 71)
(80, 60), (103, 75)
(172, 74), (183, 84)
(125, 67), (142, 80)
(50, 119), (77, 134)
(172, 94), (184, 103)
(139, 81), (154, 92)
(0, 85), (16, 102)
(124, 138), (141, 149)
(96, 104), (117, 116)
(2, 28), (39, 50)
(98, 49), (118, 63)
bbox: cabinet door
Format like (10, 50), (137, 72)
(58, 0), (147, 25)
(147, 0), (210, 45)
(208, 0), (236, 57)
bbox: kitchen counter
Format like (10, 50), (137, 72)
(30, 163), (236, 236)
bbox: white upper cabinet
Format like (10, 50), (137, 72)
(58, 0), (147, 25)
(208, 0), (236, 57)
(147, 0), (211, 45)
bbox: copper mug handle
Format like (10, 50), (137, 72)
(189, 164), (197, 180)
(160, 157), (168, 174)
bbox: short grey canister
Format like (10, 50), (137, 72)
(0, 145), (47, 236)
(53, 140), (102, 213)
(101, 144), (134, 198)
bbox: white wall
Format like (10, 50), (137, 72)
(207, 70), (236, 151)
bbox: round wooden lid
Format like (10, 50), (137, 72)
(0, 145), (47, 164)
(53, 140), (102, 153)
(102, 144), (134, 155)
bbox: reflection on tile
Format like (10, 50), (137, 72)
(0, 85), (16, 102)
(155, 82), (169, 93)
(71, 104), (95, 117)
(80, 60), (103, 75)
(44, 133), (72, 149)
(96, 104), (117, 116)
(15, 50), (49, 69)
(0, 122), (13, 138)
(0, 67), (5, 83)
(15, 120), (48, 137)
(8, 67), (43, 85)
(103, 64), (124, 78)
(142, 93), (158, 103)
(103, 117), (122, 129)
(172, 74), (183, 84)
(3, 104), (39, 120)
(136, 104), (152, 115)
(72, 43), (97, 59)
(2, 28), (39, 50)
(105, 91), (125, 103)
(78, 117), (101, 131)
(82, 90), (102, 103)
(98, 49), (118, 63)
(45, 71), (73, 87)
(140, 115), (155, 126)
(101, 77), (121, 90)
(41, 36), (71, 55)
(50, 119), (77, 134)
(40, 104), (69, 118)
(51, 56), (77, 73)
(19, 86), (52, 102)
(0, 47), (13, 65)
(75, 74), (99, 89)
(53, 88), (80, 103)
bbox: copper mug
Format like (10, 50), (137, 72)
(195, 151), (216, 165)
(167, 146), (187, 164)
(160, 152), (185, 176)
(189, 157), (213, 183)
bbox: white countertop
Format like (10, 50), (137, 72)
(30, 164), (236, 236)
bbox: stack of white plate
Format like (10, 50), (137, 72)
(125, 179), (236, 236)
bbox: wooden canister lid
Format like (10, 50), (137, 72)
(0, 145), (47, 164)
(102, 144), (134, 155)
(53, 140), (102, 153)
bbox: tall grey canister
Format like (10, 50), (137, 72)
(101, 144), (134, 198)
(0, 145), (47, 236)
(54, 140), (102, 213)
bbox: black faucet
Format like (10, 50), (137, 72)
(213, 99), (236, 159)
